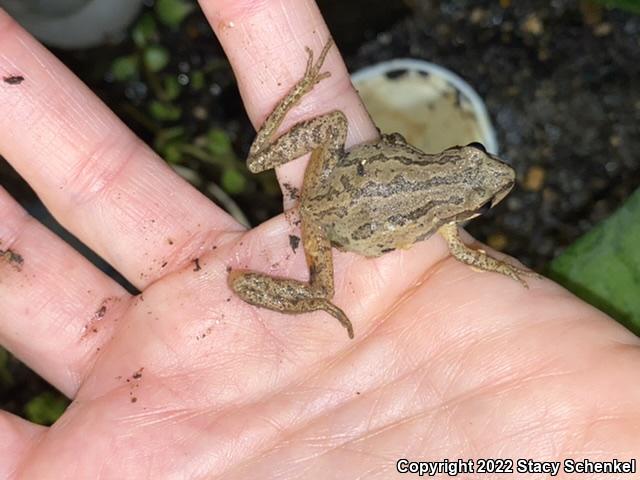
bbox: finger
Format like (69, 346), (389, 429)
(0, 9), (241, 289)
(199, 0), (378, 206)
(0, 187), (129, 396)
(0, 411), (45, 478)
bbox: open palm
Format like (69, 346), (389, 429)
(1, 1), (638, 479)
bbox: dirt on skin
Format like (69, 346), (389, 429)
(3, 75), (24, 85)
(1, 249), (24, 271)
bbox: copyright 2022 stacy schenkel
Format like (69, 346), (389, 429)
(396, 457), (636, 476)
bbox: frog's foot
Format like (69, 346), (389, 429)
(469, 260), (540, 289)
(228, 269), (354, 339)
(307, 297), (354, 339)
(246, 38), (335, 165)
(301, 38), (333, 92)
(438, 223), (540, 288)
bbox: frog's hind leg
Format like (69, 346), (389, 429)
(227, 211), (353, 339)
(230, 38), (353, 338)
(438, 223), (541, 287)
(228, 271), (354, 339)
(250, 38), (332, 157)
(246, 38), (343, 173)
(247, 110), (348, 174)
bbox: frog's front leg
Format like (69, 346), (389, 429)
(228, 211), (353, 338)
(438, 223), (540, 287)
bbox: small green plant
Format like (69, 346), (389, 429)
(106, 1), (279, 226)
(591, 0), (640, 14)
(110, 55), (138, 82)
(0, 347), (13, 387)
(221, 168), (247, 194)
(155, 0), (195, 28)
(132, 13), (159, 47)
(143, 46), (170, 73)
(24, 391), (69, 426)
(155, 126), (187, 163)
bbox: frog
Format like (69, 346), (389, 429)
(228, 38), (537, 339)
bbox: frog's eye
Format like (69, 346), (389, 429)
(467, 141), (487, 153)
(478, 199), (493, 215)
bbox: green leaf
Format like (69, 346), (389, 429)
(110, 55), (139, 82)
(221, 169), (247, 194)
(155, 126), (185, 148)
(0, 347), (13, 387)
(132, 14), (158, 48)
(591, 0), (640, 14)
(24, 391), (69, 426)
(155, 0), (195, 28)
(190, 70), (205, 90)
(206, 128), (233, 156)
(149, 100), (182, 121)
(548, 187), (640, 334)
(163, 142), (183, 163)
(155, 126), (185, 162)
(161, 75), (182, 100)
(144, 46), (170, 73)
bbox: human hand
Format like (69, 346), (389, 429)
(1, 1), (638, 478)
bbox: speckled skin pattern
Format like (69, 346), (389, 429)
(228, 39), (537, 339)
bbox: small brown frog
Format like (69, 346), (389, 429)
(229, 39), (536, 339)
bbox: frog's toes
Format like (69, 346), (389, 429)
(304, 38), (334, 79)
(321, 300), (354, 339)
(304, 46), (315, 76)
(300, 63), (331, 92)
(503, 264), (541, 288)
(314, 70), (331, 84)
(509, 269), (530, 289)
(508, 262), (541, 277)
(519, 268), (544, 282)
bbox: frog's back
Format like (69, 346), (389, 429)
(306, 134), (475, 257)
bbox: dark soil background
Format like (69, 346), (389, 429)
(1, 0), (639, 422)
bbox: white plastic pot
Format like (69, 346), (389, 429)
(0, 0), (145, 49)
(352, 59), (499, 154)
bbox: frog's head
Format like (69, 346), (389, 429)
(448, 142), (516, 223)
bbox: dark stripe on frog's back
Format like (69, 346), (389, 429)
(330, 148), (472, 203)
(349, 172), (468, 198)
(350, 195), (461, 240)
(308, 169), (468, 219)
(325, 194), (464, 257)
(305, 145), (472, 256)
(319, 183), (467, 257)
(340, 141), (465, 167)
